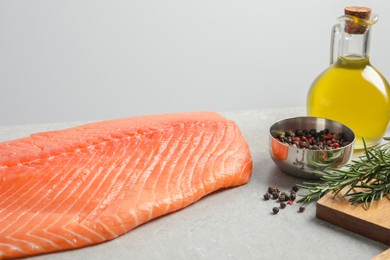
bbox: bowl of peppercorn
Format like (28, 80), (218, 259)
(269, 116), (355, 179)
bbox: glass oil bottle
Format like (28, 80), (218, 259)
(306, 6), (390, 149)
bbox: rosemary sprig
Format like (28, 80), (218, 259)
(298, 137), (390, 209)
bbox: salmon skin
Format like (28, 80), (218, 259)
(0, 111), (252, 259)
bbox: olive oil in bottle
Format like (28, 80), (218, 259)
(307, 6), (390, 149)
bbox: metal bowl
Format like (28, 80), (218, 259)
(269, 116), (355, 179)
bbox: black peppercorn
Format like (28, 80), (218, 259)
(295, 129), (303, 137)
(263, 193), (271, 200)
(280, 202), (286, 209)
(272, 192), (279, 199)
(268, 186), (275, 194)
(292, 185), (299, 192)
(281, 192), (289, 201)
(278, 194), (286, 202)
(290, 191), (296, 201)
(299, 206), (306, 213)
(272, 207), (279, 214)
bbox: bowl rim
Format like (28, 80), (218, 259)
(269, 115), (356, 151)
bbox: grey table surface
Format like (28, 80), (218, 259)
(0, 107), (388, 260)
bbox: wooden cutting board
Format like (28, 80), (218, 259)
(316, 191), (390, 245)
(372, 248), (390, 260)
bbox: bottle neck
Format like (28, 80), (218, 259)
(338, 29), (371, 60)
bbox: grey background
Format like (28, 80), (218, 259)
(1, 0), (390, 126)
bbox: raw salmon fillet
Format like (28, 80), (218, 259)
(0, 111), (252, 259)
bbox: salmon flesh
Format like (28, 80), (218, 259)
(0, 111), (252, 258)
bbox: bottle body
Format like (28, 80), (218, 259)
(307, 56), (390, 149)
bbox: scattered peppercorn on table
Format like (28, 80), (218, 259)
(0, 107), (388, 260)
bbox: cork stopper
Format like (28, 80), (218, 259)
(344, 6), (372, 34)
